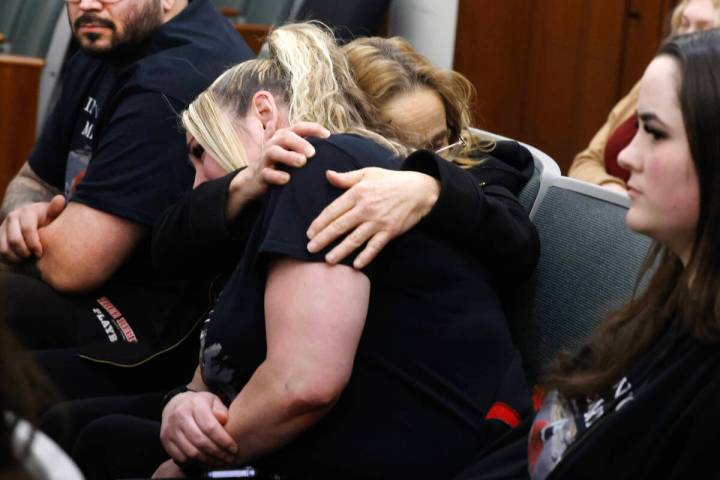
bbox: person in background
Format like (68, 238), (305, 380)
(567, 0), (719, 192)
(456, 28), (720, 480)
(0, 0), (253, 401)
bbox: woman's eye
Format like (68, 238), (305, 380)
(643, 125), (666, 141)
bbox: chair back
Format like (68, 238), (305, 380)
(10, 0), (65, 58)
(0, 0), (24, 43)
(244, 0), (294, 24)
(292, 0), (391, 42)
(515, 176), (652, 382)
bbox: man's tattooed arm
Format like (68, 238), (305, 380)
(0, 163), (61, 221)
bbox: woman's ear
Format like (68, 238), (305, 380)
(160, 0), (176, 14)
(251, 91), (280, 140)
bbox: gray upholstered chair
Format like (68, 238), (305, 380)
(9, 0), (65, 58)
(515, 176), (652, 382)
(0, 0), (24, 51)
(244, 0), (294, 23)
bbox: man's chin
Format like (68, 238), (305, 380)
(78, 36), (113, 53)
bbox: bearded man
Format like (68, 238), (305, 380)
(0, 0), (253, 395)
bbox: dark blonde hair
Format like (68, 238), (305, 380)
(670, 0), (720, 33)
(182, 22), (406, 172)
(343, 36), (493, 163)
(544, 30), (720, 398)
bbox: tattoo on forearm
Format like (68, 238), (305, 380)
(0, 164), (60, 220)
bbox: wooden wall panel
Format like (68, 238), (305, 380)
(0, 55), (43, 199)
(453, 0), (532, 138)
(619, 0), (678, 93)
(454, 0), (676, 173)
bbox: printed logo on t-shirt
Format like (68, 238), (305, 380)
(528, 378), (635, 480)
(93, 296), (138, 343)
(65, 149), (91, 198)
(65, 95), (101, 197)
(81, 96), (100, 141)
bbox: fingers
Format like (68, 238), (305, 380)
(263, 144), (308, 169)
(353, 231), (392, 269)
(289, 121), (331, 140)
(4, 215), (34, 259)
(191, 404), (237, 459)
(164, 429), (206, 464)
(45, 195), (66, 223)
(325, 168), (365, 190)
(261, 167), (291, 186)
(323, 220), (377, 265)
(307, 191), (357, 250)
(0, 222), (22, 263)
(161, 393), (237, 466)
(211, 396), (229, 425)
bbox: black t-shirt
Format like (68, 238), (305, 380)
(200, 134), (519, 479)
(455, 329), (720, 480)
(26, 0), (253, 359)
(536, 330), (720, 480)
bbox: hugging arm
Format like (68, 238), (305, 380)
(308, 148), (539, 280)
(223, 259), (369, 462)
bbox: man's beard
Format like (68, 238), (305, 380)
(73, 0), (163, 59)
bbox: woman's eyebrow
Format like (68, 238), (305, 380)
(638, 111), (668, 128)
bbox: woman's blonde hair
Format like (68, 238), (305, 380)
(182, 22), (406, 173)
(670, 0), (720, 34)
(343, 36), (493, 165)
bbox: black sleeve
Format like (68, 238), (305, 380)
(71, 92), (194, 226)
(402, 150), (539, 282)
(152, 170), (260, 279)
(258, 140), (367, 272)
(467, 140), (534, 195)
(27, 88), (73, 190)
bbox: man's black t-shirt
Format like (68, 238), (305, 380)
(200, 134), (520, 478)
(25, 0), (253, 360)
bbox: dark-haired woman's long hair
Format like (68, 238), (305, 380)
(543, 29), (720, 398)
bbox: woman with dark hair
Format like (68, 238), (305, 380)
(457, 28), (720, 480)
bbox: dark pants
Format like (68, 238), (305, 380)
(72, 412), (166, 480)
(41, 393), (163, 458)
(0, 270), (93, 349)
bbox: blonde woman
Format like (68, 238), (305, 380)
(73, 23), (526, 479)
(568, 0), (720, 192)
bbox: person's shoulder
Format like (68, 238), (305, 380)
(308, 133), (400, 171)
(123, 0), (253, 103)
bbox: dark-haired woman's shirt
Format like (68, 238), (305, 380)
(199, 134), (524, 479)
(456, 329), (720, 480)
(530, 329), (720, 480)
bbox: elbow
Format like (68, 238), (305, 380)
(284, 373), (349, 414)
